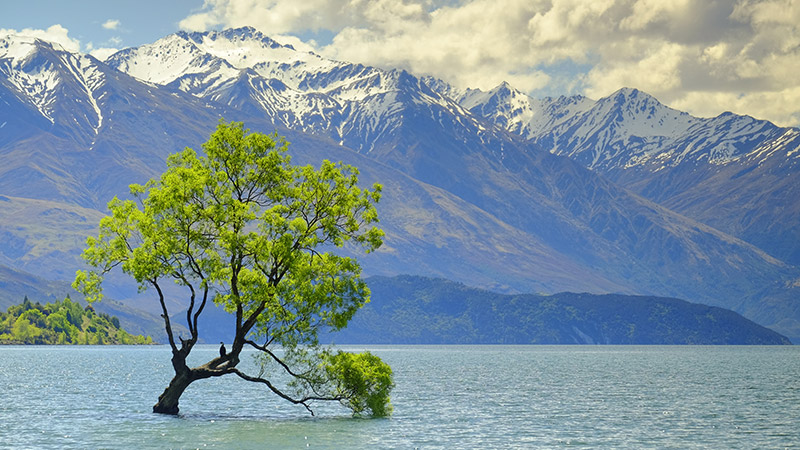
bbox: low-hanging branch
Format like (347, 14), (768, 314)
(230, 368), (345, 416)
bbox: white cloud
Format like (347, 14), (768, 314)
(174, 0), (800, 127)
(271, 34), (318, 53)
(0, 24), (81, 53)
(89, 47), (120, 61)
(102, 19), (121, 31)
(85, 42), (120, 61)
(178, 0), (355, 33)
(1, 25), (121, 63)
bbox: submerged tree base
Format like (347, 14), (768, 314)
(153, 373), (192, 415)
(152, 403), (180, 415)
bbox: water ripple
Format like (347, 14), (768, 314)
(0, 345), (798, 449)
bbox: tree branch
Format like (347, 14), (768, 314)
(185, 280), (197, 338)
(192, 285), (209, 342)
(244, 339), (314, 381)
(152, 280), (177, 353)
(229, 368), (344, 416)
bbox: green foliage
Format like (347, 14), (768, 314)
(256, 346), (394, 417)
(324, 351), (394, 417)
(74, 120), (384, 342)
(0, 297), (152, 345)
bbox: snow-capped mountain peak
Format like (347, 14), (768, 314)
(590, 87), (696, 138)
(1, 34), (106, 133)
(0, 34), (75, 65)
(457, 82), (594, 139)
(1, 35), (42, 64)
(106, 33), (225, 87)
(179, 27), (299, 69)
(105, 27), (487, 154)
(106, 27), (342, 92)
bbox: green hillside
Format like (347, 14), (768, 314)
(0, 296), (153, 345)
(329, 276), (792, 345)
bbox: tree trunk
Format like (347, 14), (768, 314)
(153, 349), (197, 415)
(153, 368), (194, 415)
(152, 347), (234, 415)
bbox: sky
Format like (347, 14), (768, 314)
(2, 0), (799, 127)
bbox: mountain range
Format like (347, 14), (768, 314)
(458, 82), (800, 268)
(1, 27), (798, 342)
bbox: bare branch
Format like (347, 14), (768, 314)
(192, 285), (209, 341)
(230, 368), (345, 416)
(185, 279), (197, 338)
(152, 280), (178, 353)
(244, 340), (314, 381)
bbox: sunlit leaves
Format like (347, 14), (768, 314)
(257, 347), (394, 417)
(76, 119), (381, 297)
(324, 351), (394, 417)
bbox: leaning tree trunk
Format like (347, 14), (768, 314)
(152, 345), (237, 415)
(153, 348), (199, 415)
(153, 367), (195, 414)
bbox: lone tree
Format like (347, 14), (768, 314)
(74, 120), (393, 416)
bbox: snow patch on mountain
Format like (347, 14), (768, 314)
(61, 53), (105, 134)
(748, 128), (800, 162)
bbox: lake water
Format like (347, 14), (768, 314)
(0, 345), (798, 449)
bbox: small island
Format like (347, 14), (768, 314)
(0, 296), (153, 345)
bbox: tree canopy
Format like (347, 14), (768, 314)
(74, 120), (392, 416)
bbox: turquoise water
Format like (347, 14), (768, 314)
(0, 345), (798, 449)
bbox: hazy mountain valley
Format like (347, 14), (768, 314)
(1, 27), (799, 342)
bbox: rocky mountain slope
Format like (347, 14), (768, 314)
(459, 83), (800, 267)
(1, 28), (798, 342)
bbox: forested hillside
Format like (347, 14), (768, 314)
(0, 297), (153, 345)
(330, 276), (792, 345)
